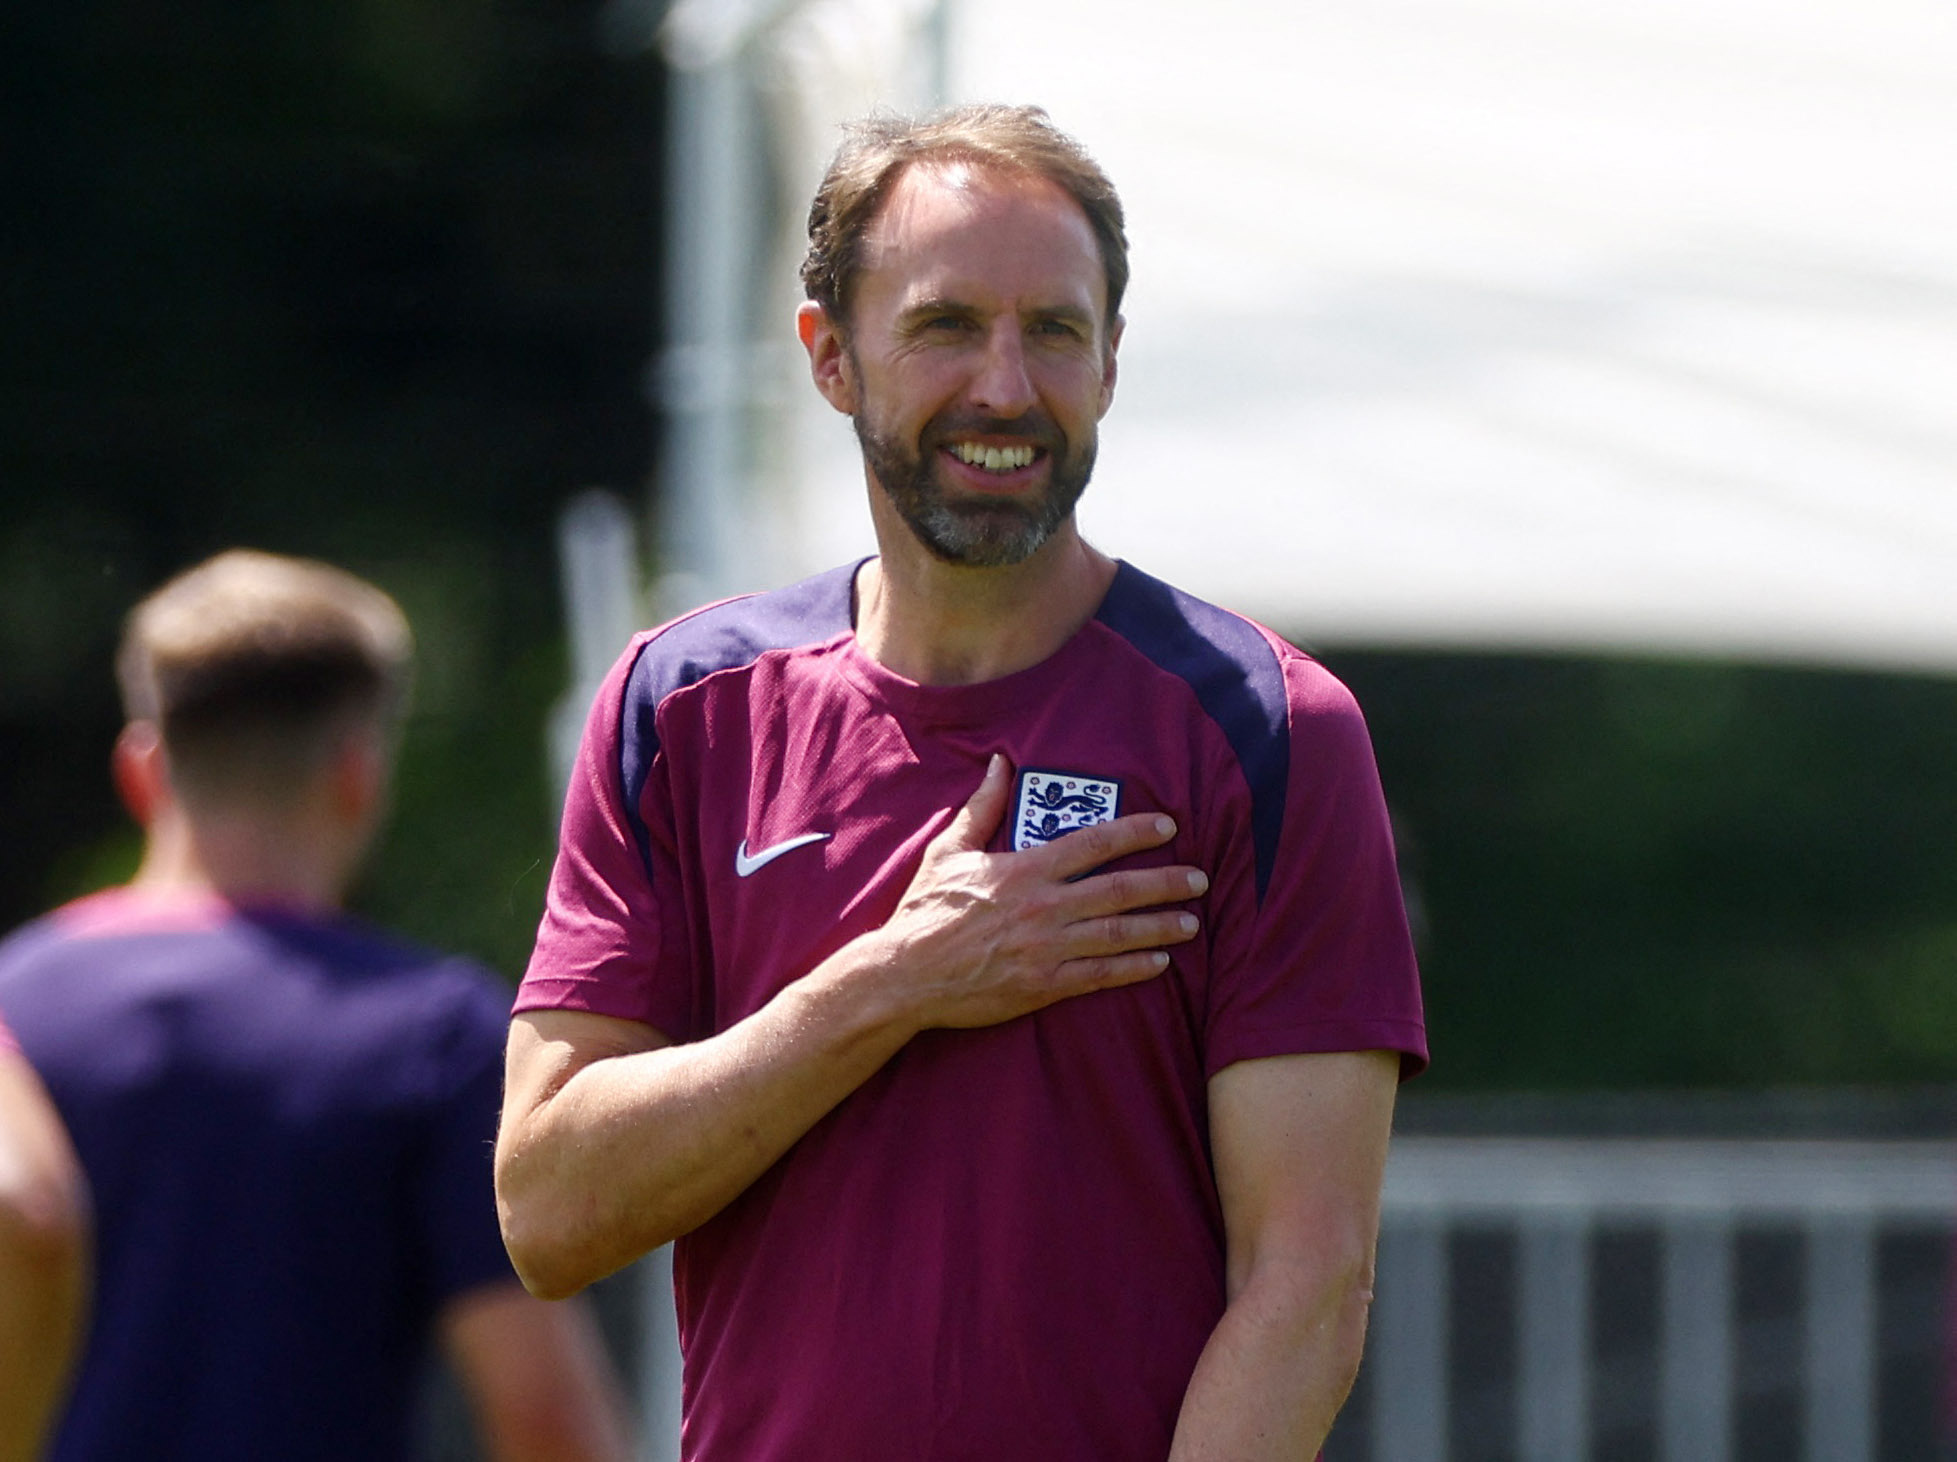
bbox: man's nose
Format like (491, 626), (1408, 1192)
(967, 323), (1037, 418)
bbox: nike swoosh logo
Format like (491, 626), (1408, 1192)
(735, 832), (831, 878)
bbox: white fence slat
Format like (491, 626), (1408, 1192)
(1519, 1215), (1591, 1462)
(1373, 1217), (1450, 1462)
(1660, 1216), (1734, 1462)
(1804, 1215), (1876, 1462)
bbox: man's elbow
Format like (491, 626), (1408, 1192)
(494, 1120), (594, 1300)
(497, 1196), (597, 1303)
(0, 1168), (91, 1290)
(1244, 1238), (1378, 1388)
(497, 1170), (661, 1302)
(493, 1099), (690, 1298)
(1321, 1257), (1376, 1395)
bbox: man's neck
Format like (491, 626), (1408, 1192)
(853, 517), (1117, 687)
(130, 807), (350, 913)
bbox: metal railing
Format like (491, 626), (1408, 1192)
(1356, 1138), (1957, 1462)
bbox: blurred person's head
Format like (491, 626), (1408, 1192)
(111, 549), (413, 904)
(801, 103), (1130, 336)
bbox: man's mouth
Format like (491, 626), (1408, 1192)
(947, 441), (1039, 474)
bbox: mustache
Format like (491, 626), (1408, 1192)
(922, 412), (1066, 453)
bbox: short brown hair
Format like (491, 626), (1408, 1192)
(117, 550), (413, 803)
(801, 104), (1129, 331)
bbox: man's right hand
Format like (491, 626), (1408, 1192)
(865, 753), (1207, 1033)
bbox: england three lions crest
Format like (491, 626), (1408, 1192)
(1012, 769), (1121, 851)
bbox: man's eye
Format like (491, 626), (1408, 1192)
(1033, 319), (1083, 339)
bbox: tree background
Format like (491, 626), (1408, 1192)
(2, 0), (661, 981)
(5, 0), (1956, 1095)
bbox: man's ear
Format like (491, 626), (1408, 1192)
(327, 726), (388, 828)
(1097, 314), (1123, 419)
(797, 301), (857, 415)
(111, 721), (170, 829)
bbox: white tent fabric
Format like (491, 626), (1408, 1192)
(776, 0), (1957, 671)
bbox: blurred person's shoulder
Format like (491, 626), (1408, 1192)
(259, 904), (514, 1050)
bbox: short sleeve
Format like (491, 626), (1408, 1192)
(514, 636), (695, 1038)
(415, 972), (525, 1302)
(1203, 646), (1428, 1078)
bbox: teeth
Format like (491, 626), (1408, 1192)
(953, 443), (1036, 472)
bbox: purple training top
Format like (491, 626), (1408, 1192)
(522, 559), (1427, 1461)
(0, 888), (516, 1462)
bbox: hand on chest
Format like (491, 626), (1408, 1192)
(702, 732), (1193, 1012)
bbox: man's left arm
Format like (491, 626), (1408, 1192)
(440, 1282), (637, 1462)
(1169, 1048), (1401, 1460)
(0, 1042), (91, 1462)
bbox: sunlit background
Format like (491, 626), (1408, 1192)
(789, 0), (1957, 672)
(4, 0), (1955, 1456)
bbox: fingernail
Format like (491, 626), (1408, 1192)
(1153, 815), (1175, 838)
(1150, 951), (1171, 970)
(1177, 913), (1198, 935)
(1186, 870), (1208, 895)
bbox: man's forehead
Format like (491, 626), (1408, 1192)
(857, 161), (1107, 312)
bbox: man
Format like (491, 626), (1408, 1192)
(497, 105), (1427, 1459)
(0, 1016), (89, 1462)
(0, 550), (634, 1462)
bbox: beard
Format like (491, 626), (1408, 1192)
(854, 408), (1099, 568)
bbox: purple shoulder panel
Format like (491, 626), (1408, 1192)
(1095, 563), (1291, 903)
(616, 563), (859, 858)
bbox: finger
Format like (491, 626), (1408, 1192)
(934, 753), (1013, 855)
(1050, 948), (1176, 996)
(1063, 908), (1201, 961)
(1040, 810), (1180, 881)
(1069, 864), (1210, 921)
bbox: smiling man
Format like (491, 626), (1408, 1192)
(496, 105), (1427, 1461)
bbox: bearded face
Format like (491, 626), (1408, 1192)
(852, 396), (1100, 568)
(813, 166), (1119, 568)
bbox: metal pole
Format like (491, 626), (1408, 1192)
(656, 50), (756, 617)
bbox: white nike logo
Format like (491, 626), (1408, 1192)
(734, 832), (831, 877)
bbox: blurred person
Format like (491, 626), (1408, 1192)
(0, 1014), (89, 1462)
(0, 550), (635, 1462)
(497, 105), (1428, 1461)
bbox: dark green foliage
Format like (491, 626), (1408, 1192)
(1, 0), (660, 980)
(1326, 650), (1957, 1089)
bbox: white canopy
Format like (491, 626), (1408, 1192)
(771, 0), (1957, 672)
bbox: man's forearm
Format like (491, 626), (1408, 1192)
(0, 1212), (89, 1462)
(443, 1283), (637, 1462)
(0, 1057), (91, 1462)
(1179, 1049), (1399, 1460)
(496, 943), (919, 1299)
(1167, 1256), (1374, 1461)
